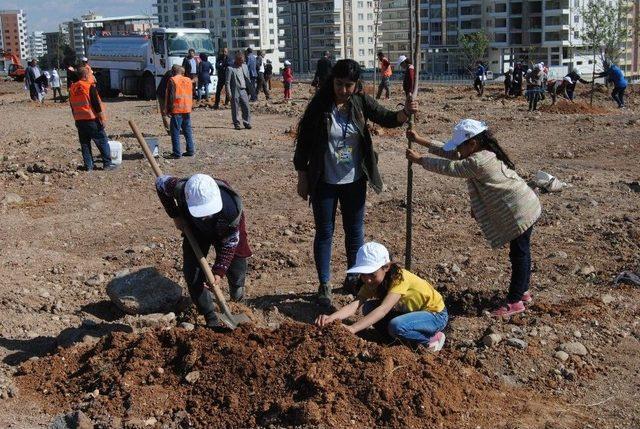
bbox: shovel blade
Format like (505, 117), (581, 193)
(217, 312), (252, 330)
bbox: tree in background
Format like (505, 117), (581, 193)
(459, 31), (489, 76)
(580, 0), (632, 104)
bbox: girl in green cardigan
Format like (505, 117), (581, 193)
(406, 119), (541, 317)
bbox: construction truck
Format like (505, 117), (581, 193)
(1, 51), (26, 81)
(87, 28), (217, 100)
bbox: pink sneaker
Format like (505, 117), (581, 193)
(491, 301), (526, 318)
(427, 332), (446, 352)
(522, 291), (533, 305)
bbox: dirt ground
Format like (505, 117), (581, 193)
(0, 79), (639, 429)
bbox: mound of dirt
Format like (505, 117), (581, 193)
(539, 99), (609, 114)
(14, 322), (553, 428)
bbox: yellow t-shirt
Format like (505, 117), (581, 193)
(357, 269), (446, 313)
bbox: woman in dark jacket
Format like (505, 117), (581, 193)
(197, 53), (214, 102)
(294, 59), (418, 306)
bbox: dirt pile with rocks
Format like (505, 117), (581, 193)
(539, 99), (610, 115)
(15, 322), (572, 428)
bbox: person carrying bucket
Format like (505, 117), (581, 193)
(406, 119), (541, 318)
(315, 242), (448, 351)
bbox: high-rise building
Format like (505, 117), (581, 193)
(278, 0), (377, 73)
(67, 14), (157, 58)
(0, 9), (29, 65)
(378, 0), (410, 66)
(28, 31), (47, 59)
(155, 0), (284, 70)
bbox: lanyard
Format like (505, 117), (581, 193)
(335, 107), (350, 143)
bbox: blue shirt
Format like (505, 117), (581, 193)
(608, 65), (627, 88)
(247, 54), (257, 78)
(475, 65), (485, 77)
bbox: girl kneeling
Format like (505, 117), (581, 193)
(315, 242), (448, 351)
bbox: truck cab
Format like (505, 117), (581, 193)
(89, 28), (217, 100)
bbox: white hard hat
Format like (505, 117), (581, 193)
(284, 60), (291, 66)
(184, 174), (222, 218)
(563, 76), (573, 84)
(396, 55), (407, 66)
(443, 119), (488, 151)
(346, 242), (390, 274)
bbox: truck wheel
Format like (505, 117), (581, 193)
(141, 73), (156, 100)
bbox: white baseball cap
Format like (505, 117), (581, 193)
(443, 119), (488, 151)
(284, 60), (291, 66)
(81, 56), (88, 62)
(563, 76), (573, 84)
(185, 174), (222, 218)
(346, 242), (390, 274)
(396, 55), (407, 66)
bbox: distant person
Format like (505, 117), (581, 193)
(596, 60), (628, 108)
(182, 48), (198, 93)
(564, 68), (591, 101)
(313, 51), (332, 89)
(264, 59), (273, 91)
(196, 53), (214, 102)
(226, 51), (252, 130)
(255, 50), (270, 100)
(525, 64), (544, 112)
(214, 47), (231, 109)
(511, 62), (525, 97)
(283, 60), (294, 101)
(50, 68), (63, 102)
(504, 67), (513, 97)
(246, 47), (258, 101)
(80, 56), (96, 84)
(547, 76), (572, 105)
(406, 119), (541, 318)
(68, 66), (114, 171)
(396, 55), (414, 97)
(315, 242), (448, 351)
(25, 59), (44, 102)
(376, 51), (392, 99)
(473, 61), (486, 96)
(165, 65), (195, 158)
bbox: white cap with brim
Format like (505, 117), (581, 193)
(563, 76), (573, 84)
(396, 55), (407, 67)
(284, 60), (291, 66)
(443, 119), (488, 151)
(346, 242), (390, 274)
(81, 56), (88, 62)
(185, 174), (223, 218)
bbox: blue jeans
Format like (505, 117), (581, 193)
(170, 113), (195, 156)
(363, 300), (449, 344)
(76, 120), (112, 170)
(508, 226), (533, 303)
(311, 179), (366, 284)
(197, 82), (209, 100)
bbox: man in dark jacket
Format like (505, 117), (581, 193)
(182, 48), (198, 94)
(255, 50), (270, 100)
(214, 47), (231, 109)
(564, 68), (590, 101)
(156, 173), (252, 328)
(313, 51), (332, 88)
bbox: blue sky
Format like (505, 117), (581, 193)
(0, 0), (154, 32)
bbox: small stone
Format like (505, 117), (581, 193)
(85, 273), (105, 286)
(482, 333), (502, 347)
(554, 351), (569, 362)
(601, 294), (615, 305)
(507, 338), (527, 349)
(144, 417), (158, 426)
(578, 264), (596, 276)
(1, 193), (23, 205)
(179, 322), (195, 331)
(283, 229), (294, 236)
(114, 268), (130, 278)
(548, 251), (568, 259)
(451, 264), (462, 274)
(560, 341), (588, 356)
(573, 330), (582, 338)
(185, 371), (200, 384)
(155, 367), (165, 376)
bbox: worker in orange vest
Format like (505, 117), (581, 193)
(165, 65), (195, 158)
(376, 51), (392, 100)
(69, 66), (115, 171)
(81, 57), (97, 84)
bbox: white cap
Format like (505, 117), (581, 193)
(563, 76), (573, 84)
(81, 56), (88, 62)
(184, 174), (223, 218)
(509, 66), (514, 71)
(443, 119), (488, 151)
(284, 60), (291, 66)
(396, 55), (407, 66)
(346, 242), (390, 274)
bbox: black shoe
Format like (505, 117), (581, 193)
(182, 152), (195, 157)
(230, 286), (245, 302)
(244, 124), (252, 129)
(234, 124), (242, 130)
(317, 283), (332, 307)
(165, 153), (181, 159)
(213, 105), (219, 110)
(104, 164), (118, 171)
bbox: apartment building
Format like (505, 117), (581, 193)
(378, 0), (411, 65)
(278, 0), (377, 73)
(28, 31), (47, 59)
(67, 14), (157, 58)
(155, 0), (284, 70)
(0, 9), (29, 66)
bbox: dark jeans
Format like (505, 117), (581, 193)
(507, 226), (533, 303)
(75, 120), (112, 170)
(311, 179), (366, 284)
(566, 87), (575, 101)
(249, 76), (258, 101)
(256, 72), (270, 100)
(473, 77), (484, 95)
(52, 87), (62, 102)
(182, 236), (247, 323)
(170, 113), (195, 156)
(376, 76), (390, 99)
(612, 86), (626, 107)
(197, 81), (210, 100)
(214, 78), (229, 107)
(362, 300), (448, 344)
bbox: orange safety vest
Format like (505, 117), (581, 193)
(380, 58), (392, 78)
(69, 80), (103, 121)
(168, 75), (193, 114)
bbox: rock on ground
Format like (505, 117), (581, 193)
(559, 342), (588, 356)
(106, 267), (183, 315)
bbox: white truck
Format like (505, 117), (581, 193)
(87, 27), (217, 100)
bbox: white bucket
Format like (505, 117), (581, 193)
(108, 140), (123, 165)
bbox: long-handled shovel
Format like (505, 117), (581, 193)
(129, 119), (251, 329)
